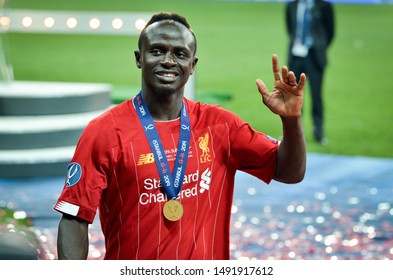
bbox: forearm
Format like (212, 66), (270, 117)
(57, 215), (89, 260)
(274, 116), (306, 183)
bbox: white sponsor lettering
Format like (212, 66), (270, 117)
(179, 185), (197, 199)
(140, 171), (200, 206)
(183, 170), (198, 184)
(143, 178), (162, 190)
(200, 167), (211, 193)
(139, 185), (198, 205)
(143, 170), (199, 191)
(139, 192), (167, 205)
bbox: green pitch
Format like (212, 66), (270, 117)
(5, 0), (393, 158)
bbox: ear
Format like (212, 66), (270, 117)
(190, 56), (198, 75)
(134, 50), (141, 69)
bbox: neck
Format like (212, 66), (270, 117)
(141, 91), (184, 121)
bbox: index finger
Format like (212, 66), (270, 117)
(297, 73), (307, 91)
(272, 54), (281, 81)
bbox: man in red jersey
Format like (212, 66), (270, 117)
(55, 12), (306, 260)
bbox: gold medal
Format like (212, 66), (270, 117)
(163, 200), (184, 222)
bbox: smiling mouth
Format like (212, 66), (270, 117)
(160, 72), (176, 77)
(157, 72), (178, 77)
(156, 72), (179, 82)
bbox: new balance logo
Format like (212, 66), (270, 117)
(137, 153), (155, 165)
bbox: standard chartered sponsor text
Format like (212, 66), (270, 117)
(139, 170), (199, 205)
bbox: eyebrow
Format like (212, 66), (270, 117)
(147, 42), (193, 53)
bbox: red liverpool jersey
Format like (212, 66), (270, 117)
(54, 97), (278, 260)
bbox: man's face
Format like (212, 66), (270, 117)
(135, 21), (198, 96)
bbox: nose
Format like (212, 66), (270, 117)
(161, 52), (177, 66)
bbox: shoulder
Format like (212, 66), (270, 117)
(88, 99), (132, 127)
(184, 98), (219, 113)
(185, 98), (235, 116)
(184, 98), (246, 127)
(81, 99), (133, 140)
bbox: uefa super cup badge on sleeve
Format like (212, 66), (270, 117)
(66, 162), (82, 187)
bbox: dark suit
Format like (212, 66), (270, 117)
(286, 0), (335, 142)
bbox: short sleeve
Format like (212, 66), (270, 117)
(230, 117), (279, 184)
(54, 114), (115, 223)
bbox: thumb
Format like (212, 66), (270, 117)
(256, 79), (269, 99)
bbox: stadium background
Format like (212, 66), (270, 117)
(1, 0), (393, 260)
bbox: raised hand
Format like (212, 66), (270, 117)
(256, 54), (306, 117)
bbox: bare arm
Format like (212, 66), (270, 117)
(57, 214), (89, 260)
(274, 115), (306, 183)
(256, 54), (306, 183)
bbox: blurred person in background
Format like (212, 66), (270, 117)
(285, 0), (335, 145)
(54, 12), (306, 260)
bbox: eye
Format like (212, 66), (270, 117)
(150, 48), (163, 56)
(176, 51), (189, 59)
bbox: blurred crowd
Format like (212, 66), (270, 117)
(2, 184), (393, 260)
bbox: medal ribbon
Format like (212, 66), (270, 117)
(133, 91), (191, 200)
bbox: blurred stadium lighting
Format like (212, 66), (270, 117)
(135, 18), (147, 31)
(66, 17), (78, 29)
(111, 17), (123, 30)
(89, 17), (100, 30)
(0, 9), (152, 35)
(21, 16), (32, 28)
(0, 15), (10, 30)
(43, 16), (55, 28)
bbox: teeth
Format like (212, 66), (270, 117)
(161, 73), (175, 77)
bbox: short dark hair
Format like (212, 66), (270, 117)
(138, 12), (197, 53)
(144, 12), (192, 30)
